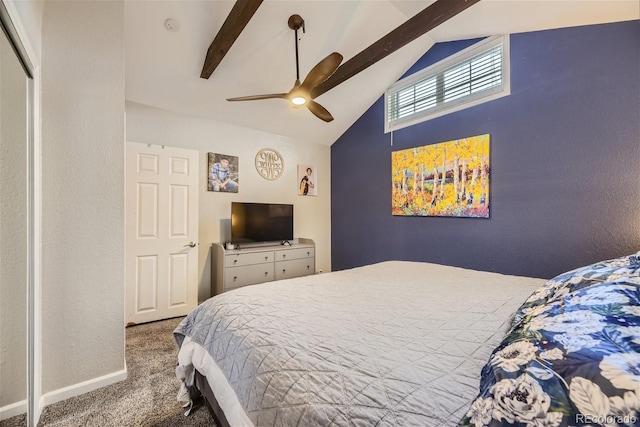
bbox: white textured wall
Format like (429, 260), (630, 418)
(41, 1), (125, 393)
(0, 28), (28, 408)
(125, 102), (332, 302)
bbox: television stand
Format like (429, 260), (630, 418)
(211, 238), (315, 295)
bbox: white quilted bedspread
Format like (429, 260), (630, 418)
(174, 261), (546, 427)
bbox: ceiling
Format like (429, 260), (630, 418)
(125, 1), (639, 146)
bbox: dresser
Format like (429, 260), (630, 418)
(212, 238), (315, 295)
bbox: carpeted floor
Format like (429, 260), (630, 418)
(1, 317), (215, 427)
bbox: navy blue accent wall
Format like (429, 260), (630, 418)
(331, 20), (640, 279)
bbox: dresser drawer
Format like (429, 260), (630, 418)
(225, 251), (274, 268)
(213, 240), (315, 295)
(275, 258), (314, 280)
(225, 264), (274, 291)
(275, 246), (315, 262)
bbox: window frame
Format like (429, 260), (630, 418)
(385, 34), (510, 133)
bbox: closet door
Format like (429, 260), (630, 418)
(0, 5), (32, 422)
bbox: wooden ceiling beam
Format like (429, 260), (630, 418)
(200, 0), (264, 79)
(311, 0), (481, 98)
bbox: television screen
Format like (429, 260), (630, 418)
(231, 202), (294, 244)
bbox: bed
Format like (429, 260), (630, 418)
(174, 254), (640, 426)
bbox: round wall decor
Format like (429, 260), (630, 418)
(255, 148), (284, 180)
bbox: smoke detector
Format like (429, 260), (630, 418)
(164, 18), (180, 32)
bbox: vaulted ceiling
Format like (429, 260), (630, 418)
(125, 1), (638, 146)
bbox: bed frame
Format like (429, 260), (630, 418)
(194, 369), (230, 427)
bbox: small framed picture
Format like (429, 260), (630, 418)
(208, 153), (239, 192)
(298, 165), (317, 196)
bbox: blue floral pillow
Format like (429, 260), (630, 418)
(459, 252), (640, 427)
(510, 252), (640, 329)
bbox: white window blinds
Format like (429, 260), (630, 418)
(385, 35), (510, 133)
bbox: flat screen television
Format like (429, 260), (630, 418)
(231, 202), (294, 244)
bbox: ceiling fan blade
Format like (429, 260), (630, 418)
(227, 93), (288, 102)
(299, 52), (343, 97)
(306, 99), (334, 122)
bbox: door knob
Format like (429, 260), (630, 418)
(183, 242), (197, 248)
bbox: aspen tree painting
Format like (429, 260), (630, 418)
(391, 134), (490, 218)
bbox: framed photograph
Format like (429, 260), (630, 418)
(391, 134), (490, 218)
(208, 153), (239, 192)
(297, 165), (317, 196)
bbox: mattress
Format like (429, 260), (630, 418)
(174, 261), (546, 426)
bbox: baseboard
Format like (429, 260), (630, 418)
(0, 399), (27, 421)
(41, 368), (127, 408)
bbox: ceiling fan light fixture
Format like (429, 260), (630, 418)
(291, 96), (306, 106)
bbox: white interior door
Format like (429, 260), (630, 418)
(126, 142), (199, 325)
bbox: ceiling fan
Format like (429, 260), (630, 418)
(226, 14), (343, 122)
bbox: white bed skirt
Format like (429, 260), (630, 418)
(177, 336), (253, 426)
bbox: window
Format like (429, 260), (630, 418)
(385, 35), (510, 133)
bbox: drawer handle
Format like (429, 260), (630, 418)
(282, 254), (286, 259)
(265, 256), (268, 261)
(233, 276), (237, 281)
(265, 271), (268, 276)
(233, 259), (238, 264)
(282, 269), (286, 274)
(306, 265), (310, 270)
(307, 251), (310, 256)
